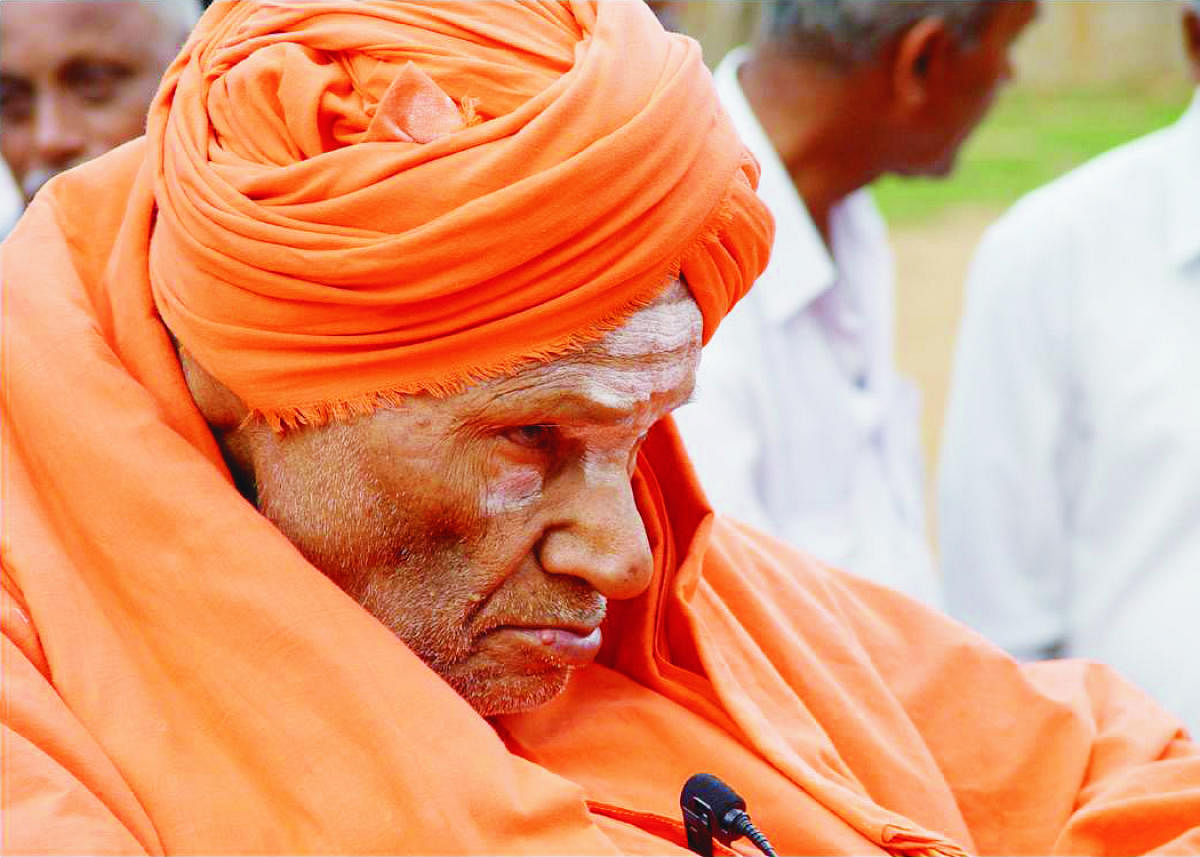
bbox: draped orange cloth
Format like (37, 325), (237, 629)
(146, 0), (769, 428)
(4, 1), (1200, 855)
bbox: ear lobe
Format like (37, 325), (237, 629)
(892, 16), (950, 109)
(178, 348), (251, 432)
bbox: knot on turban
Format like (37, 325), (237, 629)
(148, 0), (772, 429)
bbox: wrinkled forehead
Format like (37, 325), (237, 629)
(433, 281), (702, 420)
(0, 1), (185, 58)
(597, 281), (702, 362)
(3, 1), (126, 37)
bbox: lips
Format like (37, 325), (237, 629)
(535, 626), (603, 666)
(495, 624), (603, 667)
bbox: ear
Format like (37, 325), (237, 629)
(177, 347), (268, 501)
(1185, 8), (1200, 81)
(891, 16), (951, 111)
(178, 348), (251, 432)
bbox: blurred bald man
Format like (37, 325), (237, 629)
(0, 0), (201, 207)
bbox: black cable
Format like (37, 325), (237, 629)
(726, 810), (778, 857)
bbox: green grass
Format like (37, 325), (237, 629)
(873, 81), (1195, 224)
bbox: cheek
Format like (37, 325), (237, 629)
(255, 443), (387, 586)
(482, 463), (543, 516)
(86, 102), (146, 148)
(972, 50), (1009, 98)
(88, 78), (161, 145)
(0, 127), (31, 167)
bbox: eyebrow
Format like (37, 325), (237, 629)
(479, 389), (637, 424)
(471, 379), (696, 426)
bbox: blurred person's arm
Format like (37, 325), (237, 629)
(939, 203), (1077, 660)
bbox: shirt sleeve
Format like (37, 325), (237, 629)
(938, 202), (1077, 659)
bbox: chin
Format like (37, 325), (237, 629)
(451, 665), (573, 717)
(891, 144), (960, 179)
(925, 153), (958, 178)
(897, 154), (956, 179)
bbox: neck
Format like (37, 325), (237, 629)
(739, 47), (886, 245)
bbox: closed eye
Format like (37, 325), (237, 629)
(501, 424), (558, 451)
(63, 59), (134, 104)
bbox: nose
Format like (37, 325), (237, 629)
(32, 91), (86, 172)
(537, 460), (654, 601)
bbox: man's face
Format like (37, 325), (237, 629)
(900, 1), (1037, 177)
(0, 1), (186, 204)
(1185, 7), (1200, 82)
(223, 287), (702, 716)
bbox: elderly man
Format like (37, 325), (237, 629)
(674, 1), (1035, 603)
(0, 0), (200, 207)
(940, 2), (1200, 733)
(3, 2), (1198, 854)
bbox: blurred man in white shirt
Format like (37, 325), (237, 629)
(0, 158), (20, 240)
(940, 3), (1200, 731)
(0, 0), (199, 210)
(675, 0), (1035, 603)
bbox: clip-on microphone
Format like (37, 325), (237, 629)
(680, 772), (778, 857)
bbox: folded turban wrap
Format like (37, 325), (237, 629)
(147, 0), (772, 428)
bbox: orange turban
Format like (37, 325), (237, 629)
(147, 0), (772, 428)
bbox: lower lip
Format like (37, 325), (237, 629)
(505, 626), (603, 667)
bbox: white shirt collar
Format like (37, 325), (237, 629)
(1167, 86), (1200, 270)
(715, 46), (836, 322)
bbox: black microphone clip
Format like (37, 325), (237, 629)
(680, 773), (778, 857)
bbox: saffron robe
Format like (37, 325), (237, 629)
(4, 0), (1200, 852)
(3, 145), (1200, 856)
